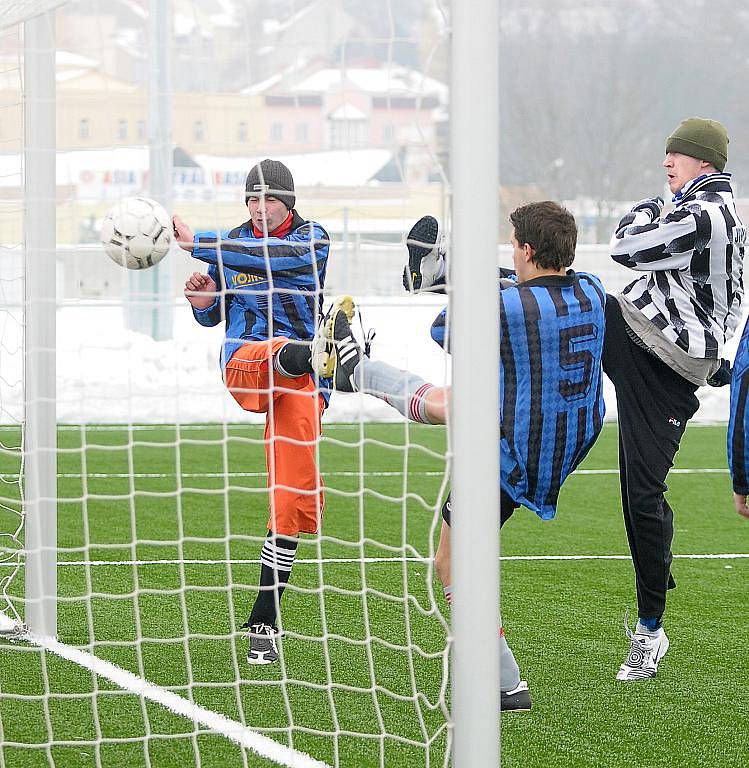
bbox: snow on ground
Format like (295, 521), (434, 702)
(61, 296), (453, 424)
(1, 298), (743, 425)
(1, 298), (450, 425)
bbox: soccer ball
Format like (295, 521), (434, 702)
(100, 196), (172, 269)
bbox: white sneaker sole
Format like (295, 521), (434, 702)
(246, 651), (277, 665)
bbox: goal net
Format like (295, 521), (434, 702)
(0, 1), (475, 766)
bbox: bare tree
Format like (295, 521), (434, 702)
(498, 0), (749, 240)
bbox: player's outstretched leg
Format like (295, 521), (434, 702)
(310, 295), (356, 379)
(616, 617), (669, 681)
(403, 215), (444, 292)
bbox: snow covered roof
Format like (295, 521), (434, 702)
(262, 0), (320, 35)
(294, 66), (448, 101)
(0, 49), (109, 89)
(328, 103), (367, 121)
(195, 149), (392, 187)
(243, 63), (448, 103)
(240, 56), (312, 96)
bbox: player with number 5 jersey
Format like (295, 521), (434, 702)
(313, 201), (606, 710)
(406, 204), (606, 520)
(497, 258), (605, 519)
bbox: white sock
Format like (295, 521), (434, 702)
(635, 621), (662, 636)
(500, 626), (521, 692)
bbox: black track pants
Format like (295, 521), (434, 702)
(602, 296), (700, 620)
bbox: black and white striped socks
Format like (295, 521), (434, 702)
(335, 331), (361, 391)
(248, 531), (299, 628)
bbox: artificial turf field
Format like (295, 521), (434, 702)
(0, 422), (747, 768)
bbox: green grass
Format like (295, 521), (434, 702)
(0, 423), (747, 767)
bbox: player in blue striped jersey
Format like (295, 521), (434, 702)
(498, 268), (606, 519)
(404, 207), (606, 520)
(727, 317), (749, 519)
(173, 159), (332, 665)
(319, 201), (607, 709)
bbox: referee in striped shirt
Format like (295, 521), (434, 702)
(603, 118), (745, 681)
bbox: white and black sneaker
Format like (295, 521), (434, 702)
(403, 215), (446, 293)
(310, 295), (356, 378)
(501, 681), (532, 712)
(329, 298), (363, 392)
(616, 621), (669, 681)
(244, 622), (279, 665)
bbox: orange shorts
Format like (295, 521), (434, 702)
(225, 338), (325, 536)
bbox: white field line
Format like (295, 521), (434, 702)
(0, 424), (727, 433)
(0, 468), (731, 480)
(0, 613), (330, 768)
(0, 553), (747, 569)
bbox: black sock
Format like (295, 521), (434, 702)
(274, 341), (313, 377)
(247, 531), (299, 627)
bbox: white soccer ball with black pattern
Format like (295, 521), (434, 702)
(100, 196), (172, 269)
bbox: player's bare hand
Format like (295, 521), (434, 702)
(172, 215), (195, 251)
(184, 272), (217, 310)
(733, 492), (749, 519)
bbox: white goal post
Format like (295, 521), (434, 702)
(450, 1), (500, 764)
(23, 7), (57, 639)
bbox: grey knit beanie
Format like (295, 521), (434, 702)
(245, 159), (295, 209)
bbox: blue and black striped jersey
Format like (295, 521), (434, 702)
(430, 307), (448, 350)
(728, 317), (749, 494)
(190, 211), (329, 370)
(429, 269), (605, 519)
(500, 271), (606, 519)
(430, 268), (516, 351)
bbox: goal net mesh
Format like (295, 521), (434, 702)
(0, 1), (458, 766)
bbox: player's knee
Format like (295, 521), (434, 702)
(425, 387), (449, 425)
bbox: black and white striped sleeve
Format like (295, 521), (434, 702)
(725, 287), (744, 339)
(610, 208), (698, 271)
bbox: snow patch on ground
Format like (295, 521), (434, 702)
(1, 298), (741, 425)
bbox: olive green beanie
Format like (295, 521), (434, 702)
(665, 117), (728, 171)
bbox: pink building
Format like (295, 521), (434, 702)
(247, 64), (447, 161)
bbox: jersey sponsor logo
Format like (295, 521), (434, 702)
(732, 226), (747, 246)
(232, 272), (266, 286)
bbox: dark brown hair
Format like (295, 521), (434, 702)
(509, 201), (577, 270)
